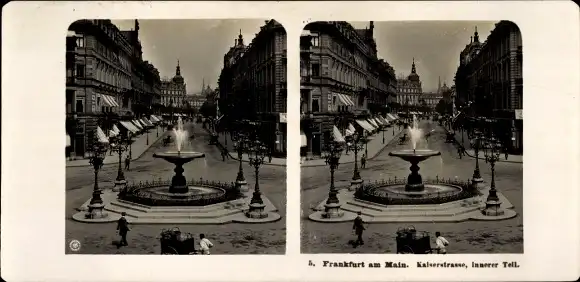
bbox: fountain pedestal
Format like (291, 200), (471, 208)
(389, 149), (442, 192)
(482, 200), (505, 216)
(350, 179), (363, 191)
(406, 160), (424, 192)
(170, 163), (188, 194)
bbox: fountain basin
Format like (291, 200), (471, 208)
(118, 179), (242, 206)
(389, 149), (441, 163)
(355, 178), (478, 205)
(153, 151), (205, 164)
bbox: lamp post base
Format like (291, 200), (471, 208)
(350, 178), (363, 191)
(112, 179), (127, 192)
(323, 202), (344, 218)
(482, 200), (505, 216)
(85, 203), (108, 219)
(246, 202), (268, 219)
(472, 177), (484, 189)
(236, 179), (249, 192)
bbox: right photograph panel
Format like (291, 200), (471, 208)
(300, 21), (523, 254)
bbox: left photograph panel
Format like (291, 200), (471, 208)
(65, 19), (287, 255)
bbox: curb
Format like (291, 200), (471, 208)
(66, 127), (168, 168)
(443, 127), (523, 164)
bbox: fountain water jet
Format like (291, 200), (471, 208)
(389, 114), (441, 192)
(153, 117), (205, 194)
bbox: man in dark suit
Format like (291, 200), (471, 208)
(352, 211), (366, 246)
(116, 212), (130, 247)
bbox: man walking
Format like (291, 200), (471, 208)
(116, 212), (130, 247)
(352, 211), (366, 246)
(124, 154), (131, 171)
(457, 146), (463, 159)
(360, 154), (367, 169)
(434, 231), (449, 254)
(199, 233), (214, 255)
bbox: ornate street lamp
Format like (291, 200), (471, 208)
(348, 131), (365, 190)
(468, 127), (484, 188)
(232, 131), (249, 192)
(85, 138), (109, 219)
(111, 133), (130, 192)
(245, 139), (269, 219)
(482, 134), (505, 216)
(322, 138), (344, 218)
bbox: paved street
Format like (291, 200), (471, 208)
(66, 122), (286, 254)
(301, 120), (523, 254)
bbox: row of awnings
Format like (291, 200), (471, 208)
(101, 94), (120, 107)
(66, 115), (164, 147)
(335, 93), (355, 106)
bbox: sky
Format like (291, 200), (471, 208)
(351, 21), (497, 92)
(113, 19), (271, 94)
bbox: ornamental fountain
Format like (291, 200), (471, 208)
(309, 114), (517, 223)
(73, 117), (281, 224)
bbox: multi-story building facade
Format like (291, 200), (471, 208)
(160, 61), (187, 110)
(396, 58), (423, 107)
(66, 19), (161, 158)
(454, 22), (523, 153)
(219, 20), (287, 156)
(299, 21), (397, 156)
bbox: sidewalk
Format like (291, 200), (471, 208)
(213, 126), (404, 167)
(66, 125), (168, 168)
(444, 127), (523, 164)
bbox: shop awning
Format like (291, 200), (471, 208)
(101, 95), (120, 107)
(373, 117), (383, 126)
(333, 125), (346, 143)
(119, 121), (139, 134)
(140, 118), (151, 127)
(108, 130), (117, 138)
(131, 120), (143, 130)
(387, 113), (397, 120)
(336, 94), (355, 106)
(380, 116), (390, 125)
(143, 118), (155, 127)
(300, 131), (307, 147)
(348, 123), (357, 134)
(150, 115), (161, 122)
(112, 124), (120, 134)
(96, 126), (109, 144)
(368, 119), (379, 128)
(356, 120), (375, 133)
(66, 134), (71, 147)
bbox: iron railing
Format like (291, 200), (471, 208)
(355, 177), (481, 205)
(118, 178), (242, 206)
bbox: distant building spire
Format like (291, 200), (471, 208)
(438, 76), (441, 92)
(237, 29), (244, 46)
(411, 57), (416, 74)
(473, 26), (480, 43)
(176, 60), (181, 76)
(470, 36), (473, 43)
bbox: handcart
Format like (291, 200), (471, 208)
(159, 227), (198, 255)
(395, 226), (433, 254)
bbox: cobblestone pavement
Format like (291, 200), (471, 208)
(66, 122), (286, 254)
(301, 120), (523, 254)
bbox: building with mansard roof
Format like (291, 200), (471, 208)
(396, 58), (423, 107)
(160, 61), (187, 108)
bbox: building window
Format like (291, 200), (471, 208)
(76, 99), (84, 113)
(312, 63), (320, 77)
(312, 98), (320, 113)
(75, 65), (85, 77)
(76, 37), (85, 48)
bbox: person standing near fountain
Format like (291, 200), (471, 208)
(361, 154), (367, 169)
(352, 211), (366, 246)
(124, 154), (131, 171)
(116, 212), (130, 247)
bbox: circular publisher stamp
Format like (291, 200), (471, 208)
(69, 239), (81, 252)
